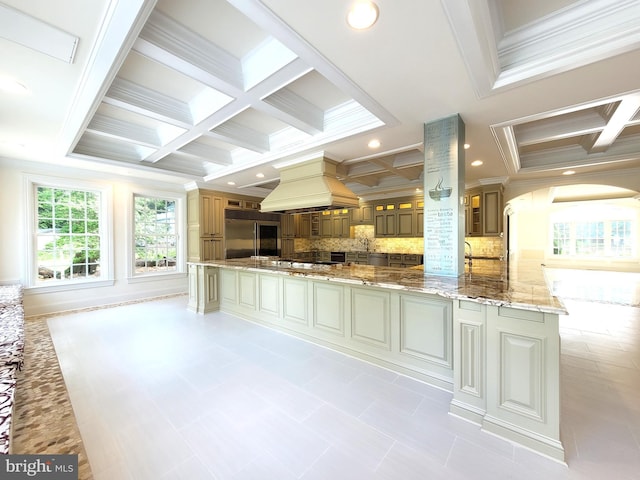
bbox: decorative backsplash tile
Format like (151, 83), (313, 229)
(293, 224), (504, 257)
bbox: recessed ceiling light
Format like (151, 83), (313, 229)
(227, 181), (236, 185)
(368, 139), (381, 149)
(0, 75), (29, 95)
(471, 160), (483, 167)
(562, 170), (576, 175)
(256, 173), (264, 178)
(464, 143), (470, 149)
(347, 1), (379, 30)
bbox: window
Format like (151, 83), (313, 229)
(550, 203), (636, 259)
(552, 222), (570, 255)
(33, 181), (111, 286)
(134, 195), (178, 275)
(610, 220), (632, 256)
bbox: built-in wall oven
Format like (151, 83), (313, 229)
(330, 251), (346, 263)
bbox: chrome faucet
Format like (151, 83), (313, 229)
(465, 241), (473, 266)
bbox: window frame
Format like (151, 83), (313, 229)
(549, 204), (637, 260)
(26, 175), (114, 291)
(127, 189), (186, 282)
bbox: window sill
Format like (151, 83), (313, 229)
(25, 279), (115, 295)
(127, 272), (187, 284)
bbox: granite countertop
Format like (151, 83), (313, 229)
(190, 258), (567, 315)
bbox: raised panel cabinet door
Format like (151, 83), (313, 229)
(200, 195), (214, 235)
(361, 205), (374, 224)
(201, 238), (223, 260)
(298, 214), (311, 237)
(320, 215), (332, 237)
(384, 212), (396, 236)
(187, 264), (199, 311)
(312, 282), (344, 335)
(416, 210), (424, 236)
(201, 266), (220, 313)
(397, 211), (414, 236)
(187, 225), (201, 261)
(239, 272), (257, 309)
(200, 195), (223, 236)
(283, 277), (308, 325)
(374, 213), (386, 236)
(282, 214), (295, 237)
(332, 215), (343, 237)
(351, 288), (391, 349)
(483, 190), (501, 235)
(399, 294), (452, 369)
(281, 238), (295, 258)
(259, 274), (280, 317)
(340, 216), (350, 236)
(469, 193), (482, 236)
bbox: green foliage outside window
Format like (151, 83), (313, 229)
(36, 186), (101, 281)
(134, 196), (177, 274)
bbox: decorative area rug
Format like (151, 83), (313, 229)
(11, 318), (92, 480)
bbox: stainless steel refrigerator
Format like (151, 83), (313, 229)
(224, 209), (281, 259)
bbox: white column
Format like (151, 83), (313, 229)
(423, 115), (466, 276)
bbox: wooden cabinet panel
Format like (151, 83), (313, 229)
(351, 288), (391, 349)
(201, 238), (223, 261)
(399, 294), (452, 368)
(397, 210), (414, 236)
(351, 204), (374, 225)
(312, 282), (344, 335)
(281, 214), (295, 238)
(283, 278), (308, 325)
(320, 213), (332, 237)
(483, 190), (502, 235)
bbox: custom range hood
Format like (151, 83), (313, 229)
(260, 156), (359, 213)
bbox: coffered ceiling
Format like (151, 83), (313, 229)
(1, 0), (640, 201)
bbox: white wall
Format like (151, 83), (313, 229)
(506, 185), (640, 272)
(0, 158), (189, 316)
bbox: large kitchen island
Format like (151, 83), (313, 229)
(187, 257), (567, 462)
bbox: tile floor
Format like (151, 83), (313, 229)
(47, 281), (640, 479)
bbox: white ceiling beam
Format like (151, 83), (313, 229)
(515, 111), (605, 147)
(86, 113), (161, 147)
(207, 120), (270, 153)
(177, 143), (233, 166)
(74, 132), (154, 163)
(60, 0), (157, 158)
(142, 58), (311, 164)
(261, 88), (324, 135)
(104, 77), (193, 128)
(370, 158), (421, 181)
(135, 10), (244, 93)
(587, 94), (640, 153)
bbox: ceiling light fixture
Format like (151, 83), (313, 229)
(0, 75), (29, 95)
(227, 181), (236, 185)
(464, 143), (470, 149)
(256, 173), (264, 178)
(471, 160), (483, 167)
(368, 139), (380, 149)
(347, 1), (379, 30)
(562, 170), (576, 175)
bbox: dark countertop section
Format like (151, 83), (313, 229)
(189, 257), (566, 315)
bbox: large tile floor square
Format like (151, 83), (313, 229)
(48, 291), (640, 479)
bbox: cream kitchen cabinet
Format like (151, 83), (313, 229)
(187, 189), (224, 261)
(331, 209), (351, 238)
(351, 203), (374, 225)
(464, 185), (503, 237)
